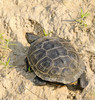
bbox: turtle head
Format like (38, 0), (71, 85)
(25, 32), (39, 44)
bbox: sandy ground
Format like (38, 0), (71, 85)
(0, 0), (95, 100)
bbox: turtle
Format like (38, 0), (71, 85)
(25, 33), (87, 88)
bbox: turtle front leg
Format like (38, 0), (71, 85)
(25, 57), (33, 72)
(33, 76), (47, 86)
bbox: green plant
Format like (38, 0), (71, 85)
(0, 33), (4, 39)
(43, 29), (52, 36)
(0, 33), (16, 49)
(28, 66), (31, 72)
(0, 58), (14, 68)
(0, 33), (16, 68)
(92, 93), (95, 95)
(4, 38), (11, 49)
(76, 8), (90, 27)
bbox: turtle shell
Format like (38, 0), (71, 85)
(27, 37), (85, 84)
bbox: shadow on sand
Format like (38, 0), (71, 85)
(7, 40), (83, 92)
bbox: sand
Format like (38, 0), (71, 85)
(0, 0), (95, 100)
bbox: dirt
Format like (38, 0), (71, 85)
(0, 0), (95, 100)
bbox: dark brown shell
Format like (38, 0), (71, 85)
(27, 37), (85, 84)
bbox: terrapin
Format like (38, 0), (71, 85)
(25, 33), (86, 88)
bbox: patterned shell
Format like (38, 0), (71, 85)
(27, 37), (85, 84)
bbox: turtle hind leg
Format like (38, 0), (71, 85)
(33, 76), (47, 86)
(25, 57), (33, 72)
